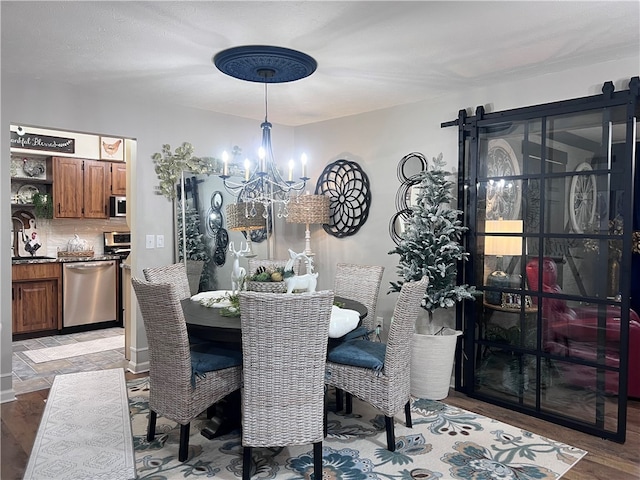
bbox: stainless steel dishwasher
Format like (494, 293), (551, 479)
(63, 260), (117, 327)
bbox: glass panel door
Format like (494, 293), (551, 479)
(461, 89), (638, 442)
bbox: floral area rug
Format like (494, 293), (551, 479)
(127, 377), (586, 479)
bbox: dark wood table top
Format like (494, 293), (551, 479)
(183, 294), (367, 343)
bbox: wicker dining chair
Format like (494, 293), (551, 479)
(132, 277), (243, 462)
(332, 263), (384, 412)
(325, 276), (427, 452)
(143, 262), (212, 345)
(143, 262), (192, 299)
(238, 290), (334, 480)
(334, 263), (384, 332)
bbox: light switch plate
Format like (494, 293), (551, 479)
(146, 235), (155, 249)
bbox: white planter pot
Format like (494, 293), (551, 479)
(410, 328), (462, 400)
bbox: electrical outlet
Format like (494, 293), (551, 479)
(156, 235), (164, 248)
(146, 235), (155, 249)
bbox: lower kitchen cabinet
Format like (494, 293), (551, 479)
(12, 263), (62, 335)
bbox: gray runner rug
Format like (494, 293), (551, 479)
(23, 335), (124, 363)
(24, 368), (136, 480)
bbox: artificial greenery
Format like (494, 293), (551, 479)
(151, 142), (222, 200)
(389, 153), (475, 323)
(200, 292), (240, 317)
(177, 204), (218, 292)
(249, 265), (294, 282)
(32, 192), (53, 219)
(177, 205), (209, 262)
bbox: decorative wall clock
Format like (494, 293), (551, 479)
(568, 162), (597, 233)
(485, 139), (521, 220)
(315, 159), (371, 238)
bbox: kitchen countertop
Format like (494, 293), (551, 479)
(12, 255), (123, 264)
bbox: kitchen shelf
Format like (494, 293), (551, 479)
(10, 177), (52, 185)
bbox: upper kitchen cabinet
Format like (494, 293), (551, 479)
(53, 157), (108, 218)
(109, 161), (127, 196)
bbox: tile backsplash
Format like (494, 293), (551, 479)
(23, 217), (128, 257)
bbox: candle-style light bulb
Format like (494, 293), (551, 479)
(244, 158), (250, 182)
(288, 159), (294, 182)
(222, 151), (229, 176)
(258, 147), (266, 173)
(301, 153), (308, 178)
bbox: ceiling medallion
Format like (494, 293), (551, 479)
(213, 45), (317, 84)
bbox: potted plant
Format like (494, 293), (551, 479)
(176, 204), (211, 293)
(389, 153), (475, 400)
(32, 192), (53, 219)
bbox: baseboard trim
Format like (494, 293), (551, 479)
(0, 371), (16, 403)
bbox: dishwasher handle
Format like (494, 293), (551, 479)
(65, 261), (116, 271)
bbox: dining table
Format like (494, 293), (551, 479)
(181, 293), (368, 439)
(183, 294), (368, 344)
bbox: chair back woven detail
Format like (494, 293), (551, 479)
(334, 263), (384, 331)
(383, 277), (429, 380)
(247, 258), (299, 276)
(326, 276), (427, 417)
(143, 262), (192, 300)
(239, 290), (334, 448)
(132, 277), (241, 425)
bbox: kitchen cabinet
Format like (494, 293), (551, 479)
(53, 157), (108, 218)
(12, 263), (62, 335)
(109, 161), (127, 196)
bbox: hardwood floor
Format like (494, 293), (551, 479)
(2, 380), (638, 479)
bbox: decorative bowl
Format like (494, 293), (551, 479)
(246, 281), (286, 293)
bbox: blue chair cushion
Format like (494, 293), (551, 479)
(190, 342), (242, 386)
(341, 325), (371, 342)
(327, 339), (386, 372)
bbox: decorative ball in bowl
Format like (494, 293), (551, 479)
(245, 266), (290, 293)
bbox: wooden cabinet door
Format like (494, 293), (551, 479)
(53, 157), (83, 218)
(110, 162), (127, 196)
(13, 280), (57, 333)
(83, 160), (109, 218)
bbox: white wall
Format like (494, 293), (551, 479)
(1, 58), (637, 401)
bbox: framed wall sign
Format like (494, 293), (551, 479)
(100, 136), (124, 161)
(10, 129), (75, 153)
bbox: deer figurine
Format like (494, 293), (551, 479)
(229, 241), (250, 294)
(284, 249), (318, 294)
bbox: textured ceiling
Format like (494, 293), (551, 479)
(2, 1), (639, 126)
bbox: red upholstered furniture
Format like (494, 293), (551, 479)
(525, 257), (640, 398)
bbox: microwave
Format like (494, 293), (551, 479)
(109, 196), (126, 217)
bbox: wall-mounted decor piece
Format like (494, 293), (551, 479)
(100, 136), (124, 161)
(205, 191), (229, 266)
(485, 139), (521, 220)
(11, 127), (75, 153)
(568, 162), (597, 233)
(389, 152), (428, 244)
(314, 159), (371, 238)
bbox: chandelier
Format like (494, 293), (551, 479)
(213, 45), (317, 218)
